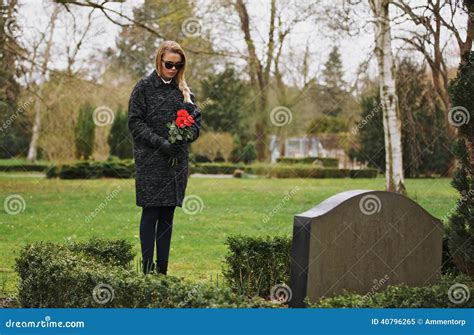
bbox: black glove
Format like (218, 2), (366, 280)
(159, 140), (181, 157)
(170, 141), (187, 155)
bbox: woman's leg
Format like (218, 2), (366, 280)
(155, 206), (176, 275)
(139, 206), (160, 274)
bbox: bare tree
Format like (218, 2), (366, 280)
(22, 3), (97, 162)
(369, 0), (406, 193)
(391, 0), (474, 139)
(233, 0), (320, 161)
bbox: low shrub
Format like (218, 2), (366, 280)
(0, 164), (48, 172)
(46, 160), (135, 179)
(306, 273), (474, 308)
(15, 239), (277, 308)
(276, 157), (339, 167)
(66, 237), (134, 267)
(222, 235), (292, 298)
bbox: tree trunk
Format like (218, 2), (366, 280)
(370, 0), (406, 194)
(26, 102), (41, 162)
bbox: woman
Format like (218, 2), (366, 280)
(127, 40), (202, 275)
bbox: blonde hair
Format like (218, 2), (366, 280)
(155, 40), (194, 104)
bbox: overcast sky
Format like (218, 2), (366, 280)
(16, 0), (468, 88)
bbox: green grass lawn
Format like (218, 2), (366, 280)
(0, 172), (458, 296)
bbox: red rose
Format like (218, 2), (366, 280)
(177, 109), (189, 117)
(176, 116), (187, 128)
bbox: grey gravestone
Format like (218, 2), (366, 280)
(289, 190), (443, 308)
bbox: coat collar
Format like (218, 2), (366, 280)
(150, 69), (179, 89)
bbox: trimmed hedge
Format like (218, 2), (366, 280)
(46, 160), (135, 179)
(45, 160), (378, 179)
(222, 235), (292, 298)
(276, 157), (339, 167)
(15, 238), (276, 308)
(190, 163), (378, 179)
(306, 273), (474, 308)
(191, 163), (245, 175)
(0, 164), (48, 172)
(269, 166), (378, 178)
(66, 237), (134, 267)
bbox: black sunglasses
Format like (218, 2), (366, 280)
(161, 57), (185, 70)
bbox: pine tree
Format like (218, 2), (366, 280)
(74, 103), (96, 160)
(320, 46), (347, 117)
(446, 51), (474, 277)
(108, 106), (133, 159)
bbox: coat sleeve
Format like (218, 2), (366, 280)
(128, 81), (167, 148)
(187, 92), (202, 144)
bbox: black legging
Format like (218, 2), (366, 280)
(139, 206), (176, 275)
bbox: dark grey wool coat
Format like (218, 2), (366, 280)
(127, 69), (202, 208)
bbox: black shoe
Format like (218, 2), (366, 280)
(156, 260), (168, 275)
(142, 258), (155, 275)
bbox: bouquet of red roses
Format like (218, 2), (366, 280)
(166, 109), (196, 167)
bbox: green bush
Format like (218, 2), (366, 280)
(190, 163), (378, 178)
(306, 273), (474, 308)
(0, 164), (48, 172)
(15, 239), (276, 308)
(67, 237), (134, 267)
(242, 141), (257, 164)
(447, 51), (474, 277)
(59, 161), (103, 179)
(191, 163), (245, 174)
(74, 103), (96, 160)
(46, 160), (135, 179)
(276, 157), (339, 167)
(108, 106), (133, 159)
(269, 166), (378, 178)
(222, 235), (292, 298)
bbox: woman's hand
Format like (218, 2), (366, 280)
(159, 140), (181, 157)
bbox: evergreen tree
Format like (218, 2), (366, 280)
(74, 103), (95, 160)
(0, 0), (30, 158)
(446, 51), (474, 277)
(320, 46), (347, 117)
(200, 67), (251, 137)
(108, 106), (133, 159)
(350, 58), (452, 176)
